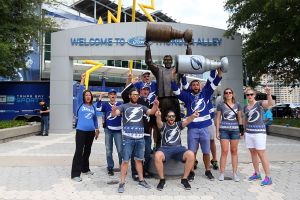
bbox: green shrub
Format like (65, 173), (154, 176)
(273, 118), (300, 128)
(0, 120), (28, 129)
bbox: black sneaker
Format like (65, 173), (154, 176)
(181, 178), (191, 190)
(156, 179), (166, 191)
(132, 174), (139, 182)
(108, 169), (114, 176)
(205, 170), (215, 180)
(187, 171), (195, 182)
(194, 159), (198, 170)
(210, 160), (219, 170)
(144, 171), (153, 179)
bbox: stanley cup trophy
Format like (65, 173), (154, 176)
(175, 55), (229, 74)
(145, 23), (193, 43)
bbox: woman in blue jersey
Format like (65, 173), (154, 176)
(244, 87), (273, 186)
(71, 73), (99, 182)
(215, 88), (243, 182)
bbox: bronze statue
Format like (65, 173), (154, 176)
(145, 23), (193, 148)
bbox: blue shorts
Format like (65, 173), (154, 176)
(220, 129), (240, 140)
(158, 146), (188, 162)
(122, 137), (145, 162)
(187, 128), (210, 154)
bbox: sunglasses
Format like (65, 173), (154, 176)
(224, 91), (232, 94)
(143, 75), (150, 78)
(167, 115), (176, 118)
(246, 93), (254, 96)
(131, 93), (139, 96)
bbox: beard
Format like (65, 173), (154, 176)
(130, 98), (138, 103)
(164, 64), (172, 69)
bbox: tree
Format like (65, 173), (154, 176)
(224, 0), (300, 86)
(0, 0), (56, 79)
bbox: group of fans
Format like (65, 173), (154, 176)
(70, 46), (274, 193)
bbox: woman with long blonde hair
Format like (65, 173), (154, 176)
(216, 88), (243, 182)
(244, 87), (273, 186)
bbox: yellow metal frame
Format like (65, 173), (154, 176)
(138, 0), (155, 22)
(83, 60), (105, 90)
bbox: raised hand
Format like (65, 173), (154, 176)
(132, 76), (139, 84)
(155, 110), (161, 117)
(80, 73), (86, 85)
(98, 93), (104, 101)
(153, 99), (159, 107)
(192, 111), (199, 118)
(266, 86), (271, 95)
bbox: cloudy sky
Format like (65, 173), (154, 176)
(63, 0), (229, 30)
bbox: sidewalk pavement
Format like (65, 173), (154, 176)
(0, 129), (299, 200)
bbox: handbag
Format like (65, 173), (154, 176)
(225, 102), (244, 135)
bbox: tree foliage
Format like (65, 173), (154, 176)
(224, 0), (300, 86)
(0, 0), (55, 78)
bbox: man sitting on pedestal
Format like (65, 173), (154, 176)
(154, 109), (198, 191)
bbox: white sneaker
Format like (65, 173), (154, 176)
(233, 173), (240, 182)
(218, 173), (224, 181)
(72, 177), (82, 182)
(82, 171), (94, 175)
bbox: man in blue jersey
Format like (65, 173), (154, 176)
(96, 89), (122, 176)
(112, 88), (159, 193)
(171, 68), (223, 180)
(133, 71), (157, 104)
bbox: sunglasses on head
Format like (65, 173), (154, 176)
(224, 91), (232, 94)
(246, 93), (254, 96)
(167, 115), (175, 118)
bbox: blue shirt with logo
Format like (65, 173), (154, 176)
(117, 103), (148, 139)
(96, 101), (122, 130)
(217, 102), (242, 131)
(133, 81), (157, 104)
(244, 101), (266, 134)
(171, 75), (222, 129)
(159, 121), (183, 147)
(76, 85), (98, 131)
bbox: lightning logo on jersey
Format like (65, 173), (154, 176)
(84, 113), (93, 120)
(164, 127), (180, 145)
(125, 107), (143, 122)
(223, 109), (238, 121)
(248, 107), (260, 123)
(106, 112), (117, 121)
(191, 98), (206, 112)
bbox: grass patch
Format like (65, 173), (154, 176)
(273, 118), (300, 128)
(0, 120), (28, 129)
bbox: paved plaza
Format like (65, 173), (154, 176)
(0, 130), (299, 200)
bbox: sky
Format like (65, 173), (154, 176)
(63, 0), (229, 30)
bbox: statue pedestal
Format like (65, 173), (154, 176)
(148, 155), (185, 177)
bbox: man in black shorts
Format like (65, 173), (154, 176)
(154, 110), (198, 190)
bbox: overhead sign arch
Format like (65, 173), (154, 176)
(50, 22), (242, 133)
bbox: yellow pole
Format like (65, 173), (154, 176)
(83, 60), (105, 90)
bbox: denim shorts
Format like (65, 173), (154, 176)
(187, 128), (210, 154)
(122, 137), (145, 162)
(158, 146), (188, 162)
(220, 129), (240, 140)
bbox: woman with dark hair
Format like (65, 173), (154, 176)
(71, 73), (99, 182)
(244, 87), (273, 186)
(215, 88), (243, 182)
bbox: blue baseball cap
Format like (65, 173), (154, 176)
(108, 89), (117, 94)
